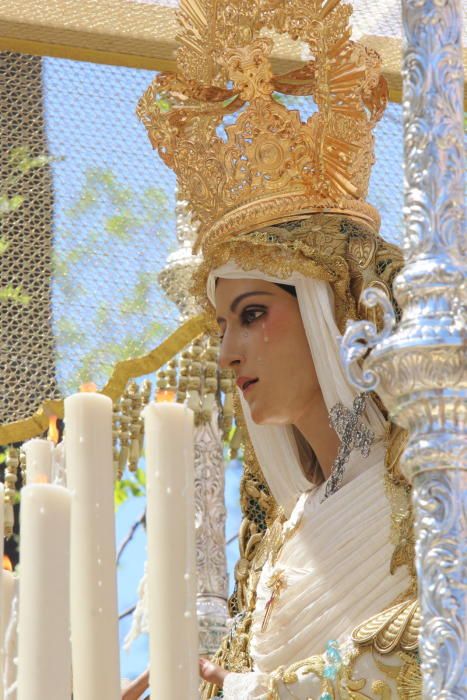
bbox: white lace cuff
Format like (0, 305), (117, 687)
(223, 671), (270, 699)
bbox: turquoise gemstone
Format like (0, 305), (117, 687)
(323, 665), (338, 680)
(326, 639), (339, 649)
(319, 693), (333, 700)
(326, 647), (342, 664)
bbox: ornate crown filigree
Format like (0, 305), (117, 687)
(137, 0), (388, 253)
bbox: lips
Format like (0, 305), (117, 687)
(236, 376), (259, 392)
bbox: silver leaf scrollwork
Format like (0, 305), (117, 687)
(339, 287), (396, 392)
(341, 1), (466, 696)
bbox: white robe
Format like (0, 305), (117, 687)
(223, 443), (411, 699)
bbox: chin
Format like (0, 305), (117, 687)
(248, 401), (283, 426)
(248, 400), (267, 425)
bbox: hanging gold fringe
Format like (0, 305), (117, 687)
(0, 313), (209, 446)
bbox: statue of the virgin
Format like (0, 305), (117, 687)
(126, 1), (421, 697)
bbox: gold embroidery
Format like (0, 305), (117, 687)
(230, 394), (279, 616)
(254, 631), (421, 700)
(384, 424), (417, 595)
(191, 215), (404, 337)
(200, 610), (256, 698)
(396, 652), (423, 700)
(261, 569), (288, 633)
(352, 599), (420, 655)
(342, 648), (420, 700)
(267, 655), (326, 699)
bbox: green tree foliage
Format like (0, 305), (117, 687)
(114, 466), (146, 510)
(52, 166), (174, 395)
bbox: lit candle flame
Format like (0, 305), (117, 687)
(79, 382), (98, 393)
(32, 474), (49, 485)
(3, 555), (12, 571)
(48, 415), (59, 445)
(156, 389), (176, 403)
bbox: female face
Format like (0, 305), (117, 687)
(215, 278), (321, 426)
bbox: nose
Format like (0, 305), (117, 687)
(218, 329), (244, 370)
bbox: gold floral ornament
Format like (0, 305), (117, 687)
(137, 0), (388, 260)
(261, 568), (288, 632)
(352, 598), (420, 655)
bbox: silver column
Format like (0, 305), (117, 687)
(341, 2), (466, 697)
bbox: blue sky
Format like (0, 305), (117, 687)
(41, 55), (405, 680)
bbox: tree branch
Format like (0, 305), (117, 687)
(119, 604), (136, 621)
(117, 510), (146, 565)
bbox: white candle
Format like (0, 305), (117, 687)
(52, 440), (67, 486)
(2, 570), (17, 699)
(0, 482), (4, 700)
(65, 392), (120, 700)
(17, 484), (71, 700)
(144, 401), (199, 699)
(23, 439), (53, 484)
(2, 570), (15, 642)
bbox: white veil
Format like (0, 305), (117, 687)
(207, 261), (388, 516)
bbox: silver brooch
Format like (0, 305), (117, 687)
(321, 392), (375, 502)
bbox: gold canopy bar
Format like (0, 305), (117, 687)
(3, 0), (466, 104)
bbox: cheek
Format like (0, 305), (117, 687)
(259, 307), (289, 343)
(261, 308), (317, 392)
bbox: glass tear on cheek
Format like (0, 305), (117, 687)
(243, 330), (249, 338)
(262, 321), (269, 343)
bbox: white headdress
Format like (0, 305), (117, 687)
(207, 261), (388, 517)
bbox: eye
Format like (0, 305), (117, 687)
(217, 305), (267, 343)
(240, 305), (266, 325)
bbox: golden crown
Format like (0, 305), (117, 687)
(137, 1), (388, 253)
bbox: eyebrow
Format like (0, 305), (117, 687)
(216, 291), (274, 323)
